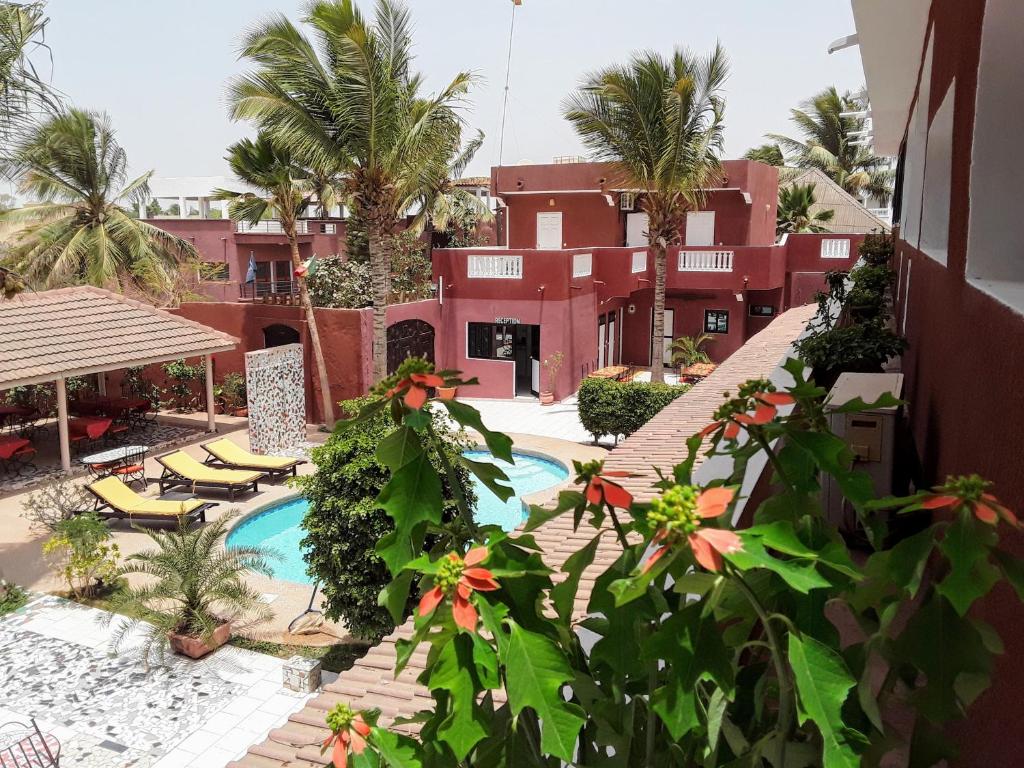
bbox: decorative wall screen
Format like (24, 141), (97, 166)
(245, 343), (305, 455)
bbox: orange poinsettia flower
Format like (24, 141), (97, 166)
(699, 385), (795, 441)
(323, 704), (371, 768)
(919, 475), (1018, 528)
(585, 470), (634, 510)
(418, 547), (500, 631)
(385, 372), (446, 410)
(643, 485), (742, 573)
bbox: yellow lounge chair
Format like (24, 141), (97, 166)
(200, 438), (306, 480)
(86, 476), (216, 526)
(155, 450), (263, 500)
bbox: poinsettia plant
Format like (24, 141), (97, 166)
(323, 357), (1023, 767)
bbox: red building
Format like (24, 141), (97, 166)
(849, 1), (1024, 762)
(429, 159), (866, 399)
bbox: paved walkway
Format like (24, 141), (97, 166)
(443, 396), (608, 446)
(0, 595), (316, 768)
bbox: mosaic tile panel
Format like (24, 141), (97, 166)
(245, 344), (305, 456)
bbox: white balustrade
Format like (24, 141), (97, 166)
(677, 250), (734, 272)
(467, 254), (523, 279)
(820, 238), (851, 258)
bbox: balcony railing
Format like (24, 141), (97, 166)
(236, 220), (309, 235)
(467, 254), (523, 279)
(820, 239), (851, 259)
(678, 250), (734, 272)
(239, 280), (300, 303)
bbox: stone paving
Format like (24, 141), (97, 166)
(0, 595), (314, 768)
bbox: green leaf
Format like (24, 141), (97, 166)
(376, 452), (443, 573)
(524, 490), (585, 532)
(550, 532), (603, 621)
(427, 634), (488, 759)
(370, 728), (422, 768)
(672, 571), (721, 597)
(379, 570), (414, 625)
(471, 632), (500, 689)
(788, 634), (860, 768)
(726, 535), (832, 593)
(460, 456), (514, 502)
(504, 621), (586, 761)
(994, 548), (1024, 602)
(705, 687), (728, 755)
(441, 400), (513, 462)
(937, 513), (999, 616)
(376, 425), (424, 471)
(745, 521), (821, 559)
(828, 392), (903, 413)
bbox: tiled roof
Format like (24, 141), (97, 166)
(782, 167), (890, 234)
(0, 286), (238, 389)
(227, 305), (815, 768)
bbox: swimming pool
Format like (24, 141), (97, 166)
(226, 450), (568, 584)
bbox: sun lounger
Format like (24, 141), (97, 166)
(200, 438), (306, 480)
(155, 450), (263, 500)
(85, 476), (216, 526)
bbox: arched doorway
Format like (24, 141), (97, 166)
(387, 320), (435, 375)
(263, 323), (300, 348)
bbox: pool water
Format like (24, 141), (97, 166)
(226, 450), (568, 584)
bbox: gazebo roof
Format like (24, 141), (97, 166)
(0, 286), (239, 389)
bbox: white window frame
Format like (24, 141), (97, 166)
(572, 252), (593, 278)
(631, 251), (647, 273)
(820, 239), (851, 259)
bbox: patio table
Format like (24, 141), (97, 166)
(588, 365), (630, 381)
(68, 416), (112, 440)
(79, 444), (149, 485)
(0, 405), (33, 430)
(0, 435), (31, 461)
(0, 435), (34, 476)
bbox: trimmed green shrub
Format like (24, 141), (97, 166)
(794, 319), (907, 375)
(578, 377), (688, 443)
(296, 397), (476, 642)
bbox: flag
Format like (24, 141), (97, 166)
(295, 255), (318, 279)
(245, 252), (256, 284)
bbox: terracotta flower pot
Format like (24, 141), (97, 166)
(167, 622), (231, 659)
(437, 386), (458, 401)
(233, 407), (249, 417)
(539, 391), (555, 406)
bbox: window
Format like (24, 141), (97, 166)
(467, 323), (515, 360)
(749, 304), (776, 317)
(919, 80), (955, 266)
(820, 239), (851, 259)
(631, 251), (647, 273)
(572, 252), (592, 278)
(704, 309), (729, 334)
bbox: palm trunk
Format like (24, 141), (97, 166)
(368, 227), (391, 383)
(650, 240), (667, 384)
(287, 231), (335, 427)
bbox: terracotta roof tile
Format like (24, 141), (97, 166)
(227, 305), (816, 768)
(0, 286), (238, 389)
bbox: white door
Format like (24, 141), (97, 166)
(597, 318), (607, 369)
(652, 308), (675, 366)
(626, 212), (649, 247)
(608, 313), (617, 365)
(685, 211), (715, 246)
(536, 212), (563, 249)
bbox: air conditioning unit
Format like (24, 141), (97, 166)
(822, 372), (904, 536)
(619, 192), (636, 211)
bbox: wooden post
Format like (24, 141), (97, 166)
(55, 377), (71, 472)
(205, 354), (216, 433)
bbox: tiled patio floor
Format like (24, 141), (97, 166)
(0, 595), (316, 768)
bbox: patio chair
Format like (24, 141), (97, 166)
(200, 438), (306, 480)
(0, 718), (61, 767)
(84, 476), (215, 526)
(0, 436), (35, 477)
(155, 450), (263, 500)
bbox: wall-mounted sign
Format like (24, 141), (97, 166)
(495, 316), (521, 325)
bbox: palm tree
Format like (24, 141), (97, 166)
(0, 1), (60, 164)
(0, 109), (197, 301)
(214, 134), (336, 426)
(412, 128), (494, 249)
(565, 45), (729, 383)
(767, 87), (893, 205)
(228, 0), (472, 383)
(670, 332), (713, 368)
(776, 182), (835, 235)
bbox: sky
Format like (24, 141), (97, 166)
(37, 0), (866, 180)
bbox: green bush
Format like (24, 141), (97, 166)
(578, 377), (687, 443)
(42, 512), (120, 599)
(296, 397), (476, 642)
(0, 579), (28, 616)
(794, 319), (907, 374)
(858, 230), (894, 267)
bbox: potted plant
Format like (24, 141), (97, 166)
(107, 515), (274, 661)
(539, 351), (564, 405)
(437, 384), (458, 401)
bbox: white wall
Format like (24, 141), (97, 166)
(919, 80), (955, 266)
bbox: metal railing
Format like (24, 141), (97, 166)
(678, 250), (734, 272)
(239, 280), (300, 301)
(467, 254), (523, 279)
(236, 220), (309, 235)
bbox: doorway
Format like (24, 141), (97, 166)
(263, 324), (300, 348)
(650, 308), (675, 367)
(513, 325), (540, 396)
(536, 212), (563, 249)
